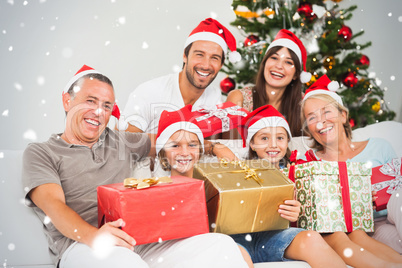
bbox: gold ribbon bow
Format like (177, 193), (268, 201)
(124, 176), (172, 189)
(219, 159), (264, 185)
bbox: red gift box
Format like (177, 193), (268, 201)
(193, 101), (249, 137)
(371, 157), (402, 211)
(97, 176), (209, 245)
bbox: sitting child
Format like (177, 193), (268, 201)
(155, 104), (346, 267)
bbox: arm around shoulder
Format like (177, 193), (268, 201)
(226, 89), (244, 107)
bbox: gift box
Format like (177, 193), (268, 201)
(97, 176), (209, 245)
(193, 159), (294, 235)
(193, 101), (249, 136)
(284, 161), (374, 233)
(371, 157), (402, 211)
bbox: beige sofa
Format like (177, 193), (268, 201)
(1, 121), (400, 267)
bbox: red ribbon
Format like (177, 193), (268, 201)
(338, 162), (353, 232)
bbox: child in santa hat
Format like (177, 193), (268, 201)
(233, 104), (347, 266)
(300, 74), (402, 265)
(226, 29), (311, 138)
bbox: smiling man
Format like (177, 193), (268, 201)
(21, 65), (250, 268)
(119, 18), (240, 134)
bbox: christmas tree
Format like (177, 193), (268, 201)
(220, 0), (396, 129)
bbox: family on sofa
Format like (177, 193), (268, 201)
(21, 17), (402, 268)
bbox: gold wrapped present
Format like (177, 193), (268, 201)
(193, 159), (294, 235)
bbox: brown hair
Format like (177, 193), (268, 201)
(252, 46), (303, 137)
(182, 43), (225, 68)
(300, 94), (352, 151)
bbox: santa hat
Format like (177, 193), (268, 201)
(155, 105), (204, 155)
(266, 29), (311, 83)
(238, 104), (292, 148)
(303, 74), (342, 105)
(63, 65), (120, 119)
(184, 18), (241, 63)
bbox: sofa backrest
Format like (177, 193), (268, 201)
(0, 150), (54, 267)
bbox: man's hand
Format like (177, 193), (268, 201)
(94, 219), (136, 251)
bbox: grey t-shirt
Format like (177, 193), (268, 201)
(22, 128), (150, 265)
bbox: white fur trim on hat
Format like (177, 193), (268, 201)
(184, 32), (228, 54)
(155, 121), (204, 155)
(246, 116), (292, 146)
(303, 89), (343, 105)
(63, 69), (100, 94)
(300, 71), (312, 83)
(267, 39), (302, 65)
(327, 81), (339, 92)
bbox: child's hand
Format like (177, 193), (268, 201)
(372, 190), (378, 210)
(278, 200), (301, 222)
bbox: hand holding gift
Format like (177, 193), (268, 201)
(278, 200), (301, 222)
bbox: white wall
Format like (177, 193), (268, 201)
(0, 0), (400, 150)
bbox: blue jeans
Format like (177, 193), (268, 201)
(230, 228), (304, 263)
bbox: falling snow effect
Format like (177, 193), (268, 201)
(2, 110), (9, 117)
(142, 42), (149, 49)
(343, 248), (353, 258)
(23, 129), (37, 141)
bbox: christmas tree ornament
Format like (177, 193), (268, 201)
(342, 71), (358, 87)
(305, 73), (318, 87)
(312, 4), (326, 19)
(297, 2), (313, 17)
(359, 79), (371, 89)
(323, 56), (336, 70)
(244, 34), (260, 47)
(220, 77), (236, 94)
(355, 54), (370, 67)
(234, 5), (258, 19)
(337, 25), (353, 42)
(332, 0), (343, 2)
(371, 101), (381, 113)
(349, 118), (355, 128)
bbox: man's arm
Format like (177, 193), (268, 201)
(29, 183), (136, 250)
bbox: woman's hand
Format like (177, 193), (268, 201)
(278, 200), (301, 222)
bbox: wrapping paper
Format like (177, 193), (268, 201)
(193, 101), (248, 136)
(284, 161), (374, 233)
(371, 157), (402, 211)
(97, 176), (209, 245)
(193, 159), (294, 235)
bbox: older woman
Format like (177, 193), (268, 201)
(300, 74), (402, 266)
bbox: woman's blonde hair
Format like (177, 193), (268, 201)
(300, 94), (352, 151)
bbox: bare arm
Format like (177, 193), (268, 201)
(29, 183), (136, 250)
(204, 140), (238, 161)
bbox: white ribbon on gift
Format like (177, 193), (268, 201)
(372, 157), (402, 194)
(195, 105), (248, 132)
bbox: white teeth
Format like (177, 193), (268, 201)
(319, 126), (333, 134)
(271, 71), (284, 78)
(177, 159), (192, 165)
(267, 152), (279, 156)
(196, 70), (209, 77)
(85, 119), (100, 126)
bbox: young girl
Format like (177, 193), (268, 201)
(240, 104), (402, 267)
(156, 105), (347, 267)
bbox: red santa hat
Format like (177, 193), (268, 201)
(184, 18), (241, 63)
(155, 105), (204, 155)
(238, 104), (292, 148)
(303, 74), (342, 105)
(266, 29), (311, 83)
(63, 64), (120, 119)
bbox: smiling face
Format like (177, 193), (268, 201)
(62, 77), (115, 147)
(250, 126), (289, 168)
(163, 130), (202, 177)
(183, 40), (224, 90)
(263, 47), (297, 91)
(303, 97), (347, 149)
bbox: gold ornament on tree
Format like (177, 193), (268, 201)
(323, 56), (336, 70)
(305, 73), (318, 87)
(371, 101), (381, 113)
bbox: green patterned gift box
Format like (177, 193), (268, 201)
(284, 161), (374, 233)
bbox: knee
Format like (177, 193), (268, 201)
(347, 229), (367, 241)
(295, 231), (328, 249)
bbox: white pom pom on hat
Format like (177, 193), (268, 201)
(303, 74), (343, 105)
(266, 29), (311, 83)
(184, 18), (241, 63)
